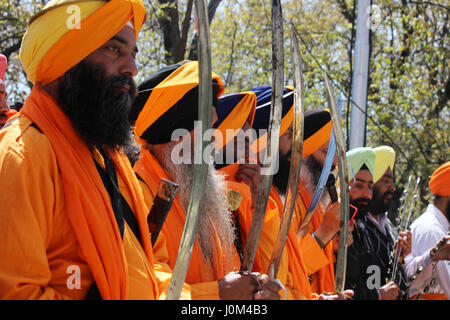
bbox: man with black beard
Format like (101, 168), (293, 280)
(131, 61), (281, 300)
(0, 0), (180, 300)
(274, 109), (341, 295)
(345, 146), (410, 300)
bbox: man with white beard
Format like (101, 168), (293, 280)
(129, 61), (281, 300)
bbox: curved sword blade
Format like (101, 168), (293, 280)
(324, 73), (350, 294)
(240, 0), (284, 272)
(296, 103), (342, 240)
(166, 0), (212, 300)
(268, 24), (305, 278)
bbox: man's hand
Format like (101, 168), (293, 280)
(218, 272), (281, 300)
(397, 230), (412, 257)
(253, 274), (282, 300)
(314, 201), (341, 247)
(235, 163), (261, 209)
(378, 281), (399, 300)
(318, 290), (354, 300)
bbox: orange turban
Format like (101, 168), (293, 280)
(302, 109), (332, 158)
(429, 161), (450, 196)
(20, 0), (146, 85)
(214, 91), (256, 150)
(133, 60), (225, 142)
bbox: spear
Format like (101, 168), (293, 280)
(165, 0), (212, 300)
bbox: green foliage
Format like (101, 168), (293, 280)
(1, 0), (448, 224)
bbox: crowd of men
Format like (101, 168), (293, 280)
(0, 0), (448, 300)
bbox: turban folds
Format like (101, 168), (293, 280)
(20, 0), (146, 85)
(429, 161), (450, 196)
(250, 85), (294, 153)
(214, 91), (256, 150)
(373, 146), (396, 183)
(132, 60), (225, 144)
(302, 109), (332, 158)
(0, 54), (6, 85)
(346, 147), (376, 182)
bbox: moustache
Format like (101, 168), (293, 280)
(108, 75), (137, 98)
(351, 198), (371, 207)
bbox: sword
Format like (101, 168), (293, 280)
(324, 73), (350, 294)
(390, 177), (421, 284)
(296, 107), (341, 240)
(240, 0), (284, 272)
(267, 24), (305, 278)
(166, 0), (212, 300)
(147, 178), (179, 246)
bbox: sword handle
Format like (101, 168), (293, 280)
(147, 178), (179, 246)
(326, 173), (338, 203)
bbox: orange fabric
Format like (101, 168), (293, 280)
(134, 148), (239, 299)
(19, 87), (157, 300)
(134, 61), (226, 139)
(295, 181), (336, 293)
(221, 164), (309, 299)
(5, 109), (18, 122)
(250, 105), (293, 155)
(215, 91), (256, 150)
(219, 163), (269, 274)
(0, 116), (162, 299)
(410, 293), (447, 300)
(33, 0), (146, 85)
(429, 161), (450, 196)
(269, 186), (313, 300)
(302, 121), (332, 159)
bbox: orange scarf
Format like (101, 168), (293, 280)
(20, 87), (157, 300)
(297, 181), (335, 293)
(270, 186), (313, 299)
(219, 163), (264, 272)
(134, 148), (230, 283)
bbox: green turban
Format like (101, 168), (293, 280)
(346, 147), (376, 182)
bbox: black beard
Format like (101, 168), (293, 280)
(370, 186), (394, 216)
(273, 150), (291, 194)
(351, 198), (371, 218)
(57, 60), (137, 150)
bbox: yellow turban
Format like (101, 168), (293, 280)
(20, 0), (146, 85)
(373, 146), (396, 183)
(429, 161), (450, 196)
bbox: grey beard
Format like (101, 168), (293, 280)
(153, 141), (235, 269)
(300, 156), (331, 208)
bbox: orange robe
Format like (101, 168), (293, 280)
(220, 163), (310, 300)
(269, 187), (315, 300)
(291, 181), (336, 294)
(134, 148), (241, 300)
(0, 114), (176, 299)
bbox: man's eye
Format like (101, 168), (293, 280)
(106, 45), (120, 54)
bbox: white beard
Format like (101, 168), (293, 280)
(300, 156), (331, 208)
(152, 141), (235, 269)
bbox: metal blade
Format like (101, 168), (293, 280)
(324, 73), (350, 294)
(166, 0), (212, 300)
(267, 24), (305, 278)
(240, 0), (284, 272)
